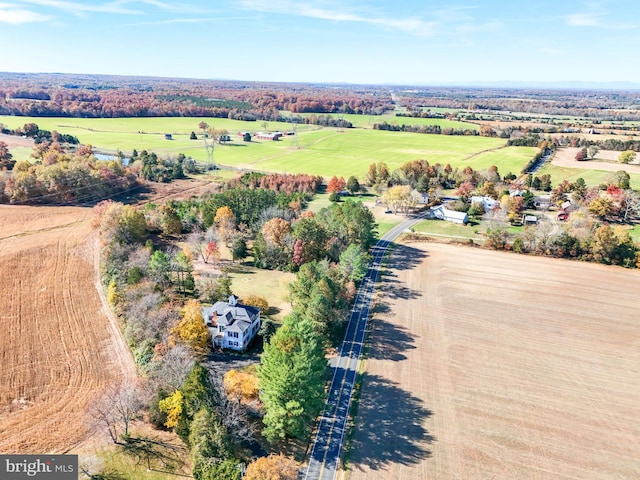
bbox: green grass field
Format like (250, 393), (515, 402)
(412, 219), (483, 240)
(536, 164), (640, 189)
(1, 115), (518, 179)
(6, 146), (32, 162)
(245, 129), (507, 177)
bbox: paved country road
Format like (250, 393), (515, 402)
(304, 212), (430, 480)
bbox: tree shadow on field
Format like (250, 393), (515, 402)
(367, 317), (416, 362)
(375, 244), (427, 301)
(384, 243), (429, 273)
(350, 373), (434, 470)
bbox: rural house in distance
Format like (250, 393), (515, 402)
(201, 295), (261, 351)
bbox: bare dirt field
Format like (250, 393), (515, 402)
(0, 132), (34, 148)
(348, 242), (640, 480)
(0, 205), (135, 453)
(553, 147), (640, 172)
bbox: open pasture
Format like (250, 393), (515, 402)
(1, 116), (524, 179)
(292, 112), (480, 131)
(538, 164), (640, 189)
(239, 129), (507, 178)
(0, 205), (135, 453)
(348, 242), (640, 480)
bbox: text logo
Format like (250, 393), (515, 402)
(1, 455), (78, 479)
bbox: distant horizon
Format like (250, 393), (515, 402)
(2, 70), (640, 92)
(2, 1), (640, 87)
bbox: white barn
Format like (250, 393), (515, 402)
(431, 205), (468, 224)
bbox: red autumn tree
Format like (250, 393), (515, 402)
(327, 175), (346, 193)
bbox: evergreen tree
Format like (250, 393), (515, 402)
(257, 316), (327, 441)
(190, 408), (233, 480)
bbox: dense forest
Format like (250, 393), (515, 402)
(3, 73), (640, 122)
(0, 73), (392, 119)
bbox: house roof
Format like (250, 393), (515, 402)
(444, 209), (468, 221)
(201, 299), (259, 334)
(430, 205), (468, 222)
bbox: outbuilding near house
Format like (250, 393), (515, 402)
(201, 295), (261, 351)
(431, 204), (468, 224)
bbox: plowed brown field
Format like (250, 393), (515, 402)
(348, 243), (640, 480)
(0, 205), (135, 453)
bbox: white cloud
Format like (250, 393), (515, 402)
(456, 21), (502, 34)
(122, 16), (250, 27)
(566, 12), (601, 27)
(0, 5), (50, 22)
(17, 0), (143, 16)
(239, 0), (438, 36)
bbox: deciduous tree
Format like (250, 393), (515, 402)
(158, 390), (184, 429)
(214, 206), (237, 245)
(346, 175), (361, 194)
(261, 217), (291, 248)
(327, 175), (346, 193)
(91, 383), (142, 445)
(244, 454), (298, 480)
(0, 140), (15, 170)
(242, 295), (268, 312)
(223, 369), (259, 401)
(619, 150), (636, 164)
(587, 196), (614, 219)
(339, 244), (370, 283)
(171, 300), (210, 355)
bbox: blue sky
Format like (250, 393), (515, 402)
(1, 0), (640, 86)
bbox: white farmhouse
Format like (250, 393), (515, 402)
(201, 295), (261, 351)
(470, 195), (499, 211)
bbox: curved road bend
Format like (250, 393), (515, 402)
(305, 211), (430, 480)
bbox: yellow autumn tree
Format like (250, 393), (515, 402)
(158, 390), (183, 429)
(214, 206), (237, 245)
(244, 453), (299, 480)
(171, 299), (210, 355)
(223, 369), (259, 401)
(242, 295), (269, 312)
(106, 278), (121, 308)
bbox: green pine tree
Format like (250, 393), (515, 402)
(257, 316), (327, 442)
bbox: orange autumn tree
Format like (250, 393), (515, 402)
(244, 453), (299, 480)
(327, 175), (346, 193)
(223, 369), (259, 401)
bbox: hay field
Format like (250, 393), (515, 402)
(0, 205), (135, 453)
(348, 243), (640, 480)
